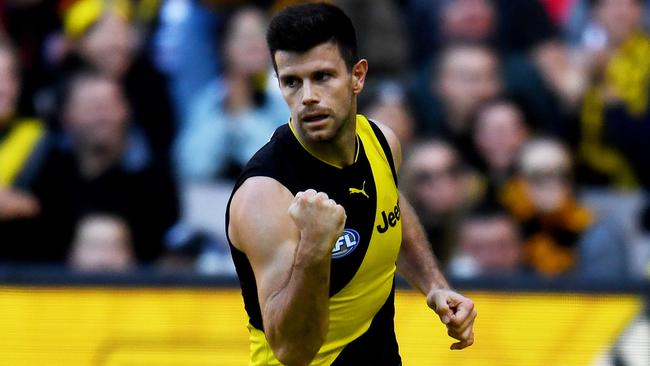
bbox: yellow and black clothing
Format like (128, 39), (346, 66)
(0, 117), (47, 188)
(0, 117), (74, 262)
(501, 178), (593, 277)
(579, 33), (650, 188)
(226, 115), (403, 365)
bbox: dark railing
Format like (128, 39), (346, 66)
(1, 265), (648, 296)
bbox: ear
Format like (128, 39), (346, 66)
(351, 59), (368, 95)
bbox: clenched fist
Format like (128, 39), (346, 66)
(288, 189), (346, 256)
(428, 289), (477, 350)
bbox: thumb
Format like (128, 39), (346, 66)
(431, 292), (452, 324)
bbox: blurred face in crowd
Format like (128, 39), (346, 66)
(366, 98), (414, 146)
(519, 140), (572, 213)
(437, 45), (502, 132)
(404, 142), (468, 216)
(69, 215), (134, 272)
(78, 12), (135, 78)
(459, 214), (522, 275)
(63, 75), (129, 152)
(594, 0), (643, 46)
(442, 0), (496, 42)
(224, 8), (270, 76)
(474, 101), (529, 174)
(0, 47), (19, 125)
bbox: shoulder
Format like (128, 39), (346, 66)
(368, 119), (402, 171)
(228, 176), (297, 252)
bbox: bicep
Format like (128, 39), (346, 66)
(228, 177), (299, 311)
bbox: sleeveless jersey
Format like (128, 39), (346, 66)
(226, 115), (402, 365)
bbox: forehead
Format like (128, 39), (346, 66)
(521, 143), (570, 170)
(274, 42), (347, 76)
(442, 47), (496, 71)
(411, 144), (456, 167)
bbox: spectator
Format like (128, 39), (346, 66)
(336, 0), (409, 79)
(577, 0), (650, 188)
(410, 43), (503, 158)
(50, 70), (179, 264)
(565, 0), (650, 47)
(401, 140), (477, 265)
(55, 0), (175, 165)
(406, 0), (584, 107)
(152, 0), (221, 125)
(173, 6), (288, 182)
(0, 40), (70, 263)
(449, 206), (525, 278)
(471, 98), (531, 201)
(68, 214), (135, 273)
(501, 138), (628, 278)
(363, 82), (415, 147)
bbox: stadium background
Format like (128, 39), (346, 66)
(1, 0), (650, 365)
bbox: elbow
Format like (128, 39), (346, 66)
(274, 345), (320, 366)
(270, 327), (327, 366)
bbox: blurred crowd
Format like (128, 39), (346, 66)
(1, 0), (649, 280)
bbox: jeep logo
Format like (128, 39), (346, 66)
(376, 203), (401, 233)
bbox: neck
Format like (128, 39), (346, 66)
(294, 112), (358, 168)
(224, 72), (255, 112)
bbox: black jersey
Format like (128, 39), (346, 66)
(226, 115), (402, 365)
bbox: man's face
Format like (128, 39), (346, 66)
(474, 103), (528, 173)
(437, 47), (502, 131)
(0, 50), (19, 124)
(64, 77), (129, 151)
(69, 215), (134, 273)
(460, 216), (522, 275)
(595, 0), (643, 45)
(442, 0), (496, 42)
(224, 9), (269, 75)
(405, 144), (467, 216)
(274, 42), (365, 143)
(520, 141), (572, 213)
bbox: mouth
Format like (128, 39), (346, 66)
(301, 111), (330, 123)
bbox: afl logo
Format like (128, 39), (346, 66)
(331, 229), (360, 259)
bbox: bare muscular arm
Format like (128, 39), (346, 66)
(228, 177), (346, 365)
(376, 122), (477, 350)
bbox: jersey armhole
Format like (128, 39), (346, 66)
(367, 119), (398, 187)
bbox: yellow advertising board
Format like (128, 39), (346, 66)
(0, 287), (643, 365)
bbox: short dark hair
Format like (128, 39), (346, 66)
(266, 2), (358, 71)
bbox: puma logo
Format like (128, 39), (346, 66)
(349, 181), (369, 198)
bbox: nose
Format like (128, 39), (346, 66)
(301, 81), (319, 105)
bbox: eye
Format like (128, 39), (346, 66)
(314, 72), (331, 82)
(282, 77), (300, 89)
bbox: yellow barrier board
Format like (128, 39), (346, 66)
(0, 287), (642, 365)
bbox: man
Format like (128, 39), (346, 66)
(226, 4), (477, 365)
(401, 140), (474, 266)
(449, 206), (524, 278)
(55, 69), (179, 263)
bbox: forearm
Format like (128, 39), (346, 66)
(264, 240), (332, 364)
(397, 195), (449, 295)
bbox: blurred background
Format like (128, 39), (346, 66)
(0, 0), (648, 365)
